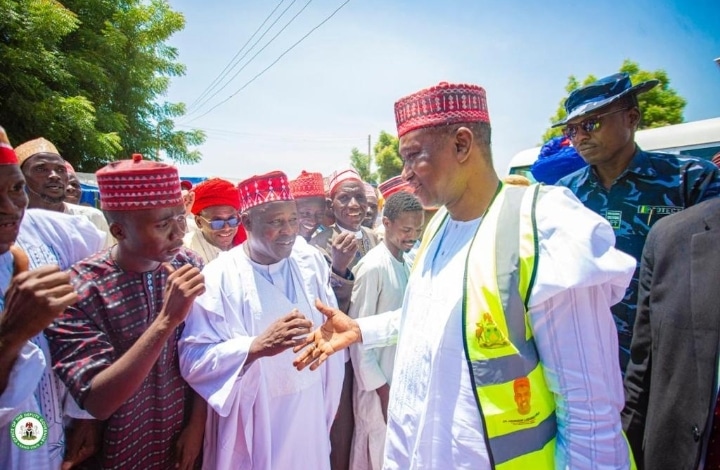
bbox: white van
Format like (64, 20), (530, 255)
(506, 117), (720, 180)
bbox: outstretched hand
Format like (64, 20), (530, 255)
(293, 299), (361, 371)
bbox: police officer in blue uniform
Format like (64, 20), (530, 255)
(554, 73), (720, 373)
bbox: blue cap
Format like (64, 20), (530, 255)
(552, 73), (658, 127)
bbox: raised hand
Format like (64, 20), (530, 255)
(249, 309), (313, 361)
(159, 264), (205, 327)
(0, 264), (78, 346)
(331, 231), (359, 277)
(293, 299), (361, 371)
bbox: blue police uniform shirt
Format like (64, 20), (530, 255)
(557, 147), (720, 373)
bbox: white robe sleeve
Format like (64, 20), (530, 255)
(528, 186), (634, 470)
(18, 209), (105, 269)
(349, 257), (388, 392)
(0, 341), (45, 427)
(357, 308), (402, 349)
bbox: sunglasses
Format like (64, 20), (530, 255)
(562, 107), (630, 139)
(199, 215), (240, 230)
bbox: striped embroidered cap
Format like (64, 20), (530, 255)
(289, 171), (325, 198)
(96, 153), (183, 211)
(238, 170), (293, 213)
(394, 82), (490, 138)
(378, 175), (412, 199)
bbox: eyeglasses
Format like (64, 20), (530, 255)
(199, 215), (240, 231)
(562, 108), (630, 139)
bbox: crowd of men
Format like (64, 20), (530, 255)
(1, 71), (719, 470)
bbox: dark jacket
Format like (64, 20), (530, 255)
(622, 197), (720, 470)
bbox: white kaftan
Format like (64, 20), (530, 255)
(349, 242), (409, 470)
(0, 209), (105, 469)
(359, 186), (636, 470)
(179, 236), (344, 470)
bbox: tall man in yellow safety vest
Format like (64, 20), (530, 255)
(295, 82), (637, 469)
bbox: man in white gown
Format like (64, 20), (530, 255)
(349, 189), (424, 470)
(179, 170), (344, 470)
(295, 82), (637, 469)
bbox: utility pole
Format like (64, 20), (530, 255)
(368, 134), (372, 179)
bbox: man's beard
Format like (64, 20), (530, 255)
(26, 185), (66, 205)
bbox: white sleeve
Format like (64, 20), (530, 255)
(528, 186), (634, 470)
(178, 279), (258, 419)
(0, 342), (45, 427)
(357, 308), (401, 349)
(349, 259), (388, 392)
(19, 209), (105, 268)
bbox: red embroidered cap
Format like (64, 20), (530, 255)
(394, 82), (490, 137)
(96, 153), (183, 211)
(378, 175), (412, 200)
(0, 126), (19, 165)
(289, 171), (325, 199)
(238, 171), (293, 213)
(191, 178), (240, 215)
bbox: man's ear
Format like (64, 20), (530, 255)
(109, 221), (126, 241)
(382, 215), (391, 230)
(454, 126), (473, 164)
(627, 107), (641, 130)
(240, 211), (251, 231)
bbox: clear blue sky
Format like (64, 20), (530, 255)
(165, 0), (720, 180)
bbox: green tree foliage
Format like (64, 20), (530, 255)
(374, 130), (402, 183)
(350, 147), (376, 184)
(0, 0), (204, 171)
(349, 131), (404, 184)
(541, 59), (687, 142)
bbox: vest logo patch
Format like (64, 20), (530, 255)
(514, 377), (531, 415)
(475, 313), (509, 348)
(502, 377), (540, 426)
(605, 210), (622, 229)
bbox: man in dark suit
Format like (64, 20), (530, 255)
(622, 196), (720, 469)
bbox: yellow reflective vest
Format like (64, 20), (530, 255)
(414, 183), (635, 469)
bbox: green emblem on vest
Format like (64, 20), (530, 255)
(475, 312), (509, 348)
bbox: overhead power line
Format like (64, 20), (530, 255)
(187, 0), (289, 113)
(187, 0), (351, 123)
(177, 124), (363, 142)
(187, 0), (313, 117)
